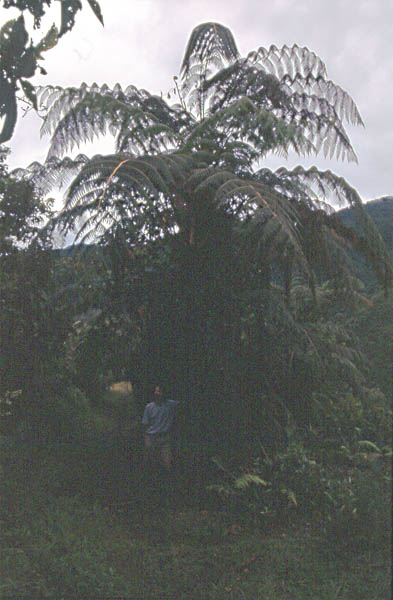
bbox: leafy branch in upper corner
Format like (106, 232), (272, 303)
(0, 0), (103, 143)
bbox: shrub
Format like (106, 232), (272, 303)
(208, 443), (328, 525)
(208, 439), (391, 551)
(32, 385), (94, 445)
(323, 443), (391, 550)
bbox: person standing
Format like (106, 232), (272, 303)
(142, 385), (178, 469)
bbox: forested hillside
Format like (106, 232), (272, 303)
(337, 196), (393, 288)
(339, 196), (393, 254)
(335, 197), (393, 398)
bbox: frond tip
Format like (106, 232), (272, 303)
(181, 22), (240, 77)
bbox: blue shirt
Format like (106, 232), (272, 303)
(142, 400), (179, 434)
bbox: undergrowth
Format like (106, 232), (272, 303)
(0, 439), (390, 599)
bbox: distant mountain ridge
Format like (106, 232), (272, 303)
(337, 196), (393, 253)
(336, 196), (393, 289)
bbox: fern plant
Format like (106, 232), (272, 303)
(9, 23), (393, 462)
(18, 21), (391, 293)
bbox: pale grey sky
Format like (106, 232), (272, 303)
(3, 0), (393, 203)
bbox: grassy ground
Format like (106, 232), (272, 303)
(1, 499), (389, 599)
(1, 382), (390, 599)
(1, 444), (390, 600)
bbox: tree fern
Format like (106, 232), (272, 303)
(21, 22), (391, 292)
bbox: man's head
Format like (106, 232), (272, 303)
(153, 385), (163, 403)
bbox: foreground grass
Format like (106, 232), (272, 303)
(1, 431), (390, 600)
(1, 490), (390, 599)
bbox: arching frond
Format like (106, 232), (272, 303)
(203, 60), (359, 162)
(41, 91), (185, 158)
(247, 44), (328, 79)
(181, 22), (239, 78)
(51, 151), (205, 243)
(259, 166), (393, 290)
(215, 176), (316, 281)
(254, 166), (318, 208)
(280, 74), (363, 126)
(38, 83), (192, 158)
(38, 83), (93, 136)
(203, 61), (291, 114)
(184, 97), (314, 159)
(180, 22), (240, 119)
(285, 109), (357, 162)
(11, 154), (89, 194)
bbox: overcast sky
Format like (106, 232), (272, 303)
(3, 0), (393, 204)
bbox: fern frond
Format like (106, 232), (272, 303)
(53, 151), (199, 243)
(206, 484), (236, 496)
(11, 154), (90, 194)
(181, 22), (239, 78)
(45, 93), (180, 158)
(38, 83), (92, 136)
(202, 61), (289, 115)
(254, 166), (319, 208)
(185, 97), (313, 158)
(213, 176), (317, 284)
(281, 74), (363, 126)
(247, 44), (328, 79)
(201, 60), (358, 162)
(180, 22), (240, 118)
(234, 474), (269, 489)
(117, 121), (180, 154)
(39, 83), (190, 155)
(268, 166), (393, 290)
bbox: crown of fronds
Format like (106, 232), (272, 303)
(20, 22), (391, 291)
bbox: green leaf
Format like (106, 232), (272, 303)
(86, 0), (104, 26)
(17, 46), (37, 78)
(181, 22), (239, 77)
(357, 440), (382, 453)
(59, 0), (103, 36)
(35, 25), (59, 58)
(234, 474), (269, 490)
(281, 488), (297, 506)
(0, 79), (17, 144)
(2, 1), (47, 28)
(20, 79), (38, 110)
(0, 16), (28, 60)
(60, 0), (82, 37)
